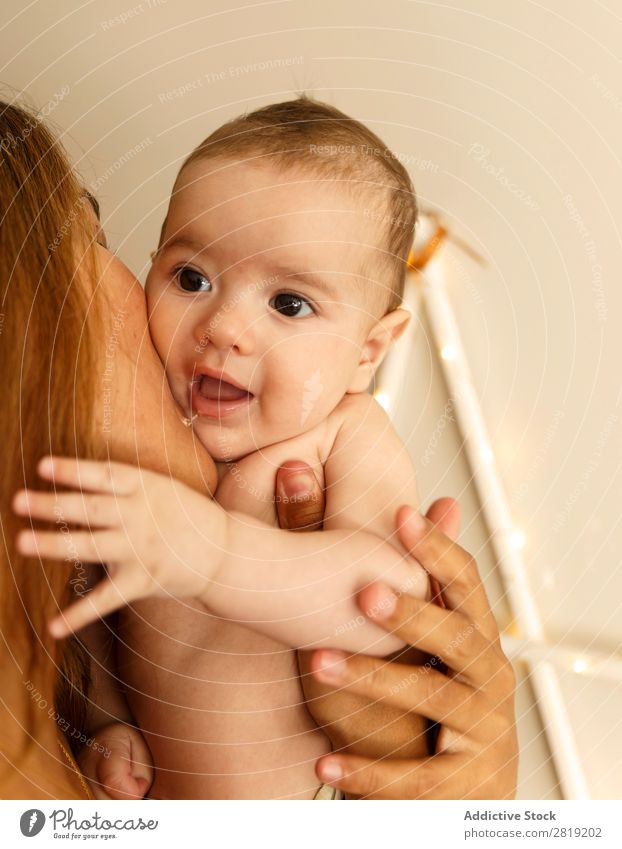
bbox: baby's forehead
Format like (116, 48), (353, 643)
(175, 157), (385, 224)
(168, 158), (392, 302)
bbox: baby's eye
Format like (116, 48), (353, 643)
(176, 267), (212, 293)
(269, 292), (314, 318)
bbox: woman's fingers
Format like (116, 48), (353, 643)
(316, 751), (469, 800)
(424, 497), (461, 543)
(275, 461), (325, 531)
(395, 505), (496, 638)
(356, 584), (500, 685)
(13, 490), (122, 528)
(309, 649), (480, 733)
(16, 528), (125, 564)
(424, 497), (461, 606)
(36, 455), (139, 495)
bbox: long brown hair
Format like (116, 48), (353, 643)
(0, 100), (100, 775)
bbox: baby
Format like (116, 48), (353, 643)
(18, 98), (430, 799)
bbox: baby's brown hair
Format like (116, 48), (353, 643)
(176, 96), (418, 314)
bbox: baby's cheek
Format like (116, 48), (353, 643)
(287, 350), (354, 415)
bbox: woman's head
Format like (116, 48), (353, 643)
(0, 99), (100, 770)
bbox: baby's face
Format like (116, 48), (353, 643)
(145, 159), (384, 462)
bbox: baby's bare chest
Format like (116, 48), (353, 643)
(214, 417), (337, 526)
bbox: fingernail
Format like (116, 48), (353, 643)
(49, 619), (66, 639)
(403, 508), (426, 534)
(318, 758), (343, 783)
(282, 472), (317, 498)
(16, 530), (36, 554)
(38, 456), (54, 476)
(366, 583), (397, 620)
(313, 650), (347, 684)
(12, 490), (29, 513)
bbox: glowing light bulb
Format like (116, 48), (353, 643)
(504, 620), (521, 639)
(509, 530), (526, 550)
(480, 446), (494, 464)
(573, 658), (588, 674)
(440, 345), (457, 361)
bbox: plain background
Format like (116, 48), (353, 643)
(1, 0), (621, 798)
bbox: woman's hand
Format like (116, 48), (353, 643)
(77, 722), (153, 800)
(308, 499), (518, 799)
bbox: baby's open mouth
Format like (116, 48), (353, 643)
(197, 374), (252, 402)
(190, 373), (254, 421)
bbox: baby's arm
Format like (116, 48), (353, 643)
(14, 437), (427, 655)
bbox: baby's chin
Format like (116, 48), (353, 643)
(192, 419), (265, 464)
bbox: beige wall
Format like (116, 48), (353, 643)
(2, 0), (621, 798)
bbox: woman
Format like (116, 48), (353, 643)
(1, 99), (517, 800)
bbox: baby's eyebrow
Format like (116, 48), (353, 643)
(272, 266), (340, 300)
(159, 235), (208, 254)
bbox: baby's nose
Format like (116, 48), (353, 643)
(193, 299), (255, 355)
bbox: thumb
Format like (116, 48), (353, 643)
(275, 461), (325, 532)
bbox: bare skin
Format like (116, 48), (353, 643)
(76, 462), (330, 800)
(11, 245), (517, 802)
(310, 500), (519, 800)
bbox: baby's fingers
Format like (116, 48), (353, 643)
(13, 490), (122, 528)
(16, 528), (125, 564)
(49, 574), (139, 637)
(37, 455), (140, 495)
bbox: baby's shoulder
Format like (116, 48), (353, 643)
(328, 392), (391, 437)
(333, 391), (385, 415)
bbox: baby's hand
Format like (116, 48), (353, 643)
(12, 456), (229, 637)
(78, 722), (154, 800)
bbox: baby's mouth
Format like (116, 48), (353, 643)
(196, 374), (252, 402)
(189, 373), (254, 421)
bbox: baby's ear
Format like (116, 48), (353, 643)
(346, 308), (411, 394)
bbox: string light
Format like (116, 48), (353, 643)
(480, 446), (494, 464)
(440, 344), (457, 361)
(499, 636), (618, 681)
(509, 530), (526, 550)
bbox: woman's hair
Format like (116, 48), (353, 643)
(0, 100), (100, 771)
